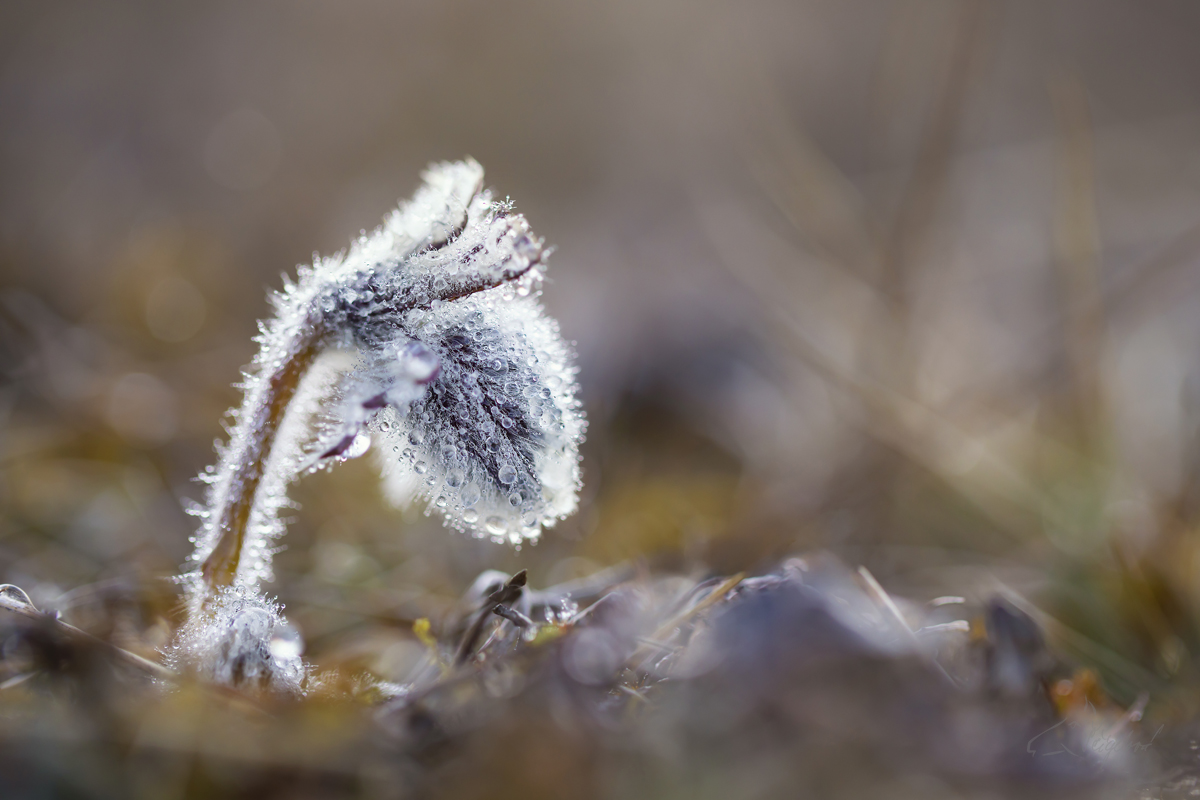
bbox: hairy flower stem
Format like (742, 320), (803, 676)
(201, 334), (323, 593)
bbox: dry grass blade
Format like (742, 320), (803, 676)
(455, 569), (528, 666)
(0, 584), (174, 682)
(628, 572), (744, 671)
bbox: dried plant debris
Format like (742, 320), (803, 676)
(373, 557), (1163, 798)
(0, 556), (1171, 798)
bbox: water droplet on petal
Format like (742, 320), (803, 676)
(346, 432), (371, 459)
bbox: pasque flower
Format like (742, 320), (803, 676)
(170, 160), (585, 691)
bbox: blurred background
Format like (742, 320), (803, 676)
(6, 0), (1200, 785)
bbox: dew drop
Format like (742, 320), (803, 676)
(485, 516), (507, 535)
(414, 461), (428, 474)
(346, 432), (371, 459)
(463, 508), (479, 524)
(0, 584), (35, 612)
(269, 623), (304, 660)
(498, 465), (517, 484)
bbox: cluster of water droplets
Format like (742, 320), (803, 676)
(370, 282), (585, 545)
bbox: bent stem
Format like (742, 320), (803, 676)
(200, 332), (323, 593)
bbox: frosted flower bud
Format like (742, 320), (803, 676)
(370, 289), (584, 542)
(178, 160), (586, 689)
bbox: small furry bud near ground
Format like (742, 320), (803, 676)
(172, 159), (585, 690)
(167, 587), (306, 694)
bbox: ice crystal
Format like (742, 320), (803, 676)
(176, 159), (585, 688)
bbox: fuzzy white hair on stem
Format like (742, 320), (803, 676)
(170, 159), (586, 692)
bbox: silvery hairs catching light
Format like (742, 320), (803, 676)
(169, 159), (586, 691)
